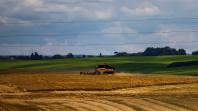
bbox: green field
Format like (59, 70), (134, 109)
(0, 55), (198, 75)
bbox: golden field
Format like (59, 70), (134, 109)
(0, 73), (198, 111)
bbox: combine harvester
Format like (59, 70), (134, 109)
(80, 64), (115, 75)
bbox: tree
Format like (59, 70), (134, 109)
(161, 47), (177, 55)
(82, 55), (86, 58)
(114, 52), (118, 55)
(99, 53), (103, 57)
(114, 52), (128, 56)
(30, 52), (42, 60)
(192, 51), (198, 55)
(30, 53), (34, 59)
(66, 53), (74, 58)
(143, 47), (184, 56)
(143, 47), (157, 56)
(178, 49), (186, 55)
(52, 54), (64, 59)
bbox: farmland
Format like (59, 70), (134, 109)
(0, 73), (198, 111)
(0, 55), (198, 111)
(1, 55), (198, 75)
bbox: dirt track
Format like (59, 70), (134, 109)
(0, 73), (198, 111)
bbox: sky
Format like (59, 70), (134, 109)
(0, 0), (198, 55)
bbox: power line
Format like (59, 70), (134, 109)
(1, 41), (198, 47)
(1, 30), (198, 37)
(2, 17), (198, 24)
(41, 0), (113, 3)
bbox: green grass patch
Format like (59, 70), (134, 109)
(0, 55), (198, 75)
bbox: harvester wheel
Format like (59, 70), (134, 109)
(95, 71), (101, 75)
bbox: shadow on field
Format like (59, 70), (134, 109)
(111, 62), (198, 76)
(112, 63), (166, 74)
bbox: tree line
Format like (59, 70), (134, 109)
(114, 46), (198, 56)
(30, 52), (77, 60)
(1, 46), (198, 60)
(0, 52), (77, 60)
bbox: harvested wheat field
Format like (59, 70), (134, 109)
(0, 73), (198, 111)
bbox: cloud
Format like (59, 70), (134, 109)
(22, 0), (115, 20)
(23, 0), (43, 8)
(0, 16), (33, 27)
(156, 25), (198, 42)
(101, 22), (136, 38)
(121, 2), (160, 16)
(154, 24), (198, 53)
(0, 44), (66, 56)
(1, 0), (198, 55)
(118, 44), (145, 53)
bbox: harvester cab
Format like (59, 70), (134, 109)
(95, 64), (114, 74)
(80, 64), (115, 75)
